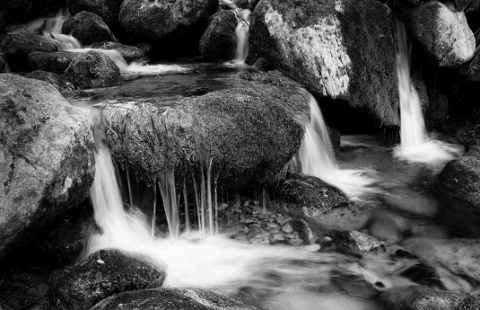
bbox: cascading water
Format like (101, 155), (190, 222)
(86, 109), (413, 310)
(393, 18), (463, 165)
(234, 9), (251, 64)
(287, 95), (379, 200)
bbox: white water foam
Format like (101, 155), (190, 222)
(288, 96), (380, 200)
(224, 8), (251, 68)
(393, 19), (463, 166)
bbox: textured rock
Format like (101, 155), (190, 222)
(90, 288), (259, 310)
(28, 51), (78, 73)
(26, 70), (77, 92)
(119, 0), (218, 52)
(67, 0), (124, 26)
(89, 41), (149, 63)
(459, 50), (480, 82)
(404, 1), (475, 68)
(63, 11), (117, 46)
(50, 249), (166, 310)
(200, 10), (238, 61)
(0, 74), (94, 261)
(64, 51), (121, 89)
(100, 71), (307, 189)
(327, 230), (385, 254)
(381, 286), (480, 310)
(247, 0), (399, 125)
(0, 34), (59, 71)
(0, 55), (9, 73)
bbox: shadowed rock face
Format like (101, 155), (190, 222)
(247, 0), (399, 126)
(0, 0), (64, 26)
(90, 288), (260, 310)
(67, 0), (124, 27)
(0, 74), (95, 262)
(63, 11), (117, 45)
(200, 10), (238, 61)
(99, 71), (308, 190)
(119, 0), (218, 53)
(50, 249), (166, 310)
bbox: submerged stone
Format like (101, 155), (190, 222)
(90, 288), (259, 310)
(0, 74), (94, 261)
(63, 11), (117, 46)
(50, 249), (166, 310)
(247, 0), (399, 126)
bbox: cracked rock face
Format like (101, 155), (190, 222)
(0, 74), (95, 261)
(247, 0), (399, 126)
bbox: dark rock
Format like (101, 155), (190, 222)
(0, 34), (59, 72)
(64, 51), (121, 89)
(119, 0), (218, 53)
(459, 49), (480, 82)
(89, 41), (149, 63)
(63, 11), (117, 46)
(380, 286), (480, 310)
(90, 288), (259, 310)
(135, 42), (154, 57)
(1, 0), (64, 25)
(26, 70), (77, 93)
(437, 153), (480, 210)
(200, 10), (238, 61)
(328, 127), (341, 154)
(50, 249), (166, 310)
(28, 51), (78, 73)
(234, 0), (252, 10)
(101, 71), (308, 189)
(67, 0), (124, 26)
(289, 219), (316, 245)
(0, 74), (95, 262)
(403, 1), (475, 68)
(425, 88), (449, 130)
(0, 12), (6, 34)
(0, 55), (9, 73)
(247, 0), (400, 126)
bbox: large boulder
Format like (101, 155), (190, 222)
(247, 0), (399, 126)
(380, 286), (480, 310)
(119, 0), (218, 53)
(99, 71), (307, 189)
(63, 11), (117, 46)
(0, 34), (59, 71)
(50, 249), (166, 310)
(28, 51), (78, 73)
(200, 10), (238, 61)
(67, 0), (124, 27)
(89, 41), (149, 63)
(403, 1), (475, 68)
(90, 288), (259, 310)
(0, 74), (94, 261)
(64, 50), (121, 89)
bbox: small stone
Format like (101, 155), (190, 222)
(288, 239), (304, 246)
(276, 216), (291, 226)
(281, 223), (294, 234)
(243, 200), (251, 207)
(271, 234), (286, 242)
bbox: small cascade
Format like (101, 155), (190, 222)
(393, 18), (463, 165)
(234, 9), (251, 64)
(286, 95), (379, 200)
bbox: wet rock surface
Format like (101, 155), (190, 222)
(0, 34), (59, 72)
(90, 288), (259, 310)
(50, 249), (166, 310)
(63, 12), (117, 46)
(402, 1), (475, 68)
(88, 41), (149, 63)
(25, 71), (77, 93)
(64, 50), (121, 89)
(119, 0), (218, 53)
(247, 0), (399, 126)
(28, 51), (78, 73)
(0, 74), (94, 262)
(200, 10), (238, 61)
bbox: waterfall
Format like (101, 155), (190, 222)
(393, 18), (463, 165)
(286, 95), (379, 200)
(234, 9), (251, 64)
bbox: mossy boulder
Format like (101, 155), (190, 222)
(63, 11), (117, 46)
(247, 0), (399, 126)
(403, 1), (475, 68)
(0, 34), (59, 72)
(200, 10), (238, 61)
(119, 0), (218, 53)
(28, 51), (78, 73)
(67, 0), (124, 26)
(89, 41), (149, 63)
(0, 74), (94, 261)
(90, 288), (259, 310)
(64, 51), (121, 89)
(100, 71), (308, 189)
(50, 249), (166, 310)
